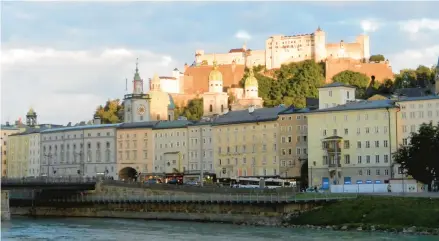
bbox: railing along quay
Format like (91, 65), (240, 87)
(41, 193), (357, 204)
(1, 177), (97, 185)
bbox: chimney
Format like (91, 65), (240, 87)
(93, 115), (101, 125)
(248, 105), (255, 113)
(184, 63), (188, 72)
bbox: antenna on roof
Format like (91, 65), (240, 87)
(125, 78), (128, 92)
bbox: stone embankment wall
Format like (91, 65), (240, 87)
(10, 201), (318, 226)
(1, 190), (10, 221)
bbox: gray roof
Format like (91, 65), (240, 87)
(396, 95), (439, 102)
(213, 106), (286, 126)
(279, 106), (310, 115)
(153, 120), (193, 130)
(394, 88), (430, 98)
(1, 125), (20, 130)
(118, 121), (160, 129)
(41, 123), (120, 133)
(310, 99), (396, 114)
(318, 82), (356, 89)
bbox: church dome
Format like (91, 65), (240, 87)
(209, 60), (223, 81)
(245, 68), (258, 88)
(27, 108), (36, 115)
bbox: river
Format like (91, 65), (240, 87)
(1, 217), (437, 241)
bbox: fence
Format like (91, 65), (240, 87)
(330, 183), (419, 193)
(1, 176), (97, 184)
(12, 192), (357, 203)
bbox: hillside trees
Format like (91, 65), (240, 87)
(241, 60), (325, 108)
(393, 122), (439, 191)
(369, 54), (386, 62)
(94, 99), (124, 123)
(394, 66), (437, 89)
(331, 70), (370, 98)
(175, 98), (203, 121)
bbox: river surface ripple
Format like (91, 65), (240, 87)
(1, 217), (437, 241)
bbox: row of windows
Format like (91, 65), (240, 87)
(358, 169), (390, 176)
(401, 110), (439, 119)
(280, 125), (308, 132)
(281, 135), (308, 143)
(322, 154), (390, 165)
(217, 124), (277, 132)
(322, 126), (388, 136)
(281, 147), (308, 156)
(190, 150), (213, 158)
(280, 115), (307, 121)
(218, 133), (277, 143)
(218, 144), (277, 154)
(218, 156), (277, 166)
(400, 102), (439, 109)
(44, 132), (112, 141)
(43, 142), (111, 153)
(42, 150), (112, 164)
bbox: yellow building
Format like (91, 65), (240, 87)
(152, 120), (191, 174)
(116, 121), (157, 180)
(1, 125), (21, 176)
(277, 106), (309, 178)
(307, 83), (399, 188)
(7, 131), (30, 178)
(212, 106), (286, 178)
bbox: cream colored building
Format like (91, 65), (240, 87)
(152, 120), (191, 173)
(187, 122), (214, 173)
(394, 95), (439, 178)
(116, 121), (157, 179)
(230, 68), (264, 111)
(307, 83), (399, 188)
(6, 132), (30, 178)
(1, 124), (21, 176)
(159, 68), (184, 94)
(212, 106), (286, 178)
(194, 27), (370, 70)
(277, 106), (309, 178)
(40, 124), (119, 179)
(148, 74), (176, 121)
(28, 132), (41, 177)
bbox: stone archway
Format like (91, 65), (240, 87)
(119, 167), (138, 181)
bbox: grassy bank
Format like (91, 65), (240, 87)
(289, 196), (439, 229)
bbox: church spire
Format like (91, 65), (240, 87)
(132, 58), (143, 94)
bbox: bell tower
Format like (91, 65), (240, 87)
(123, 59), (151, 123)
(26, 108), (37, 127)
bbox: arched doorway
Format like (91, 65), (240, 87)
(119, 167), (138, 181)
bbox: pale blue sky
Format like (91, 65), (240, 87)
(1, 1), (439, 124)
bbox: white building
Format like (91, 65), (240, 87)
(40, 124), (119, 179)
(187, 121), (214, 174)
(159, 68), (184, 94)
(28, 132), (41, 177)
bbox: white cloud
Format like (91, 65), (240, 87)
(1, 47), (180, 125)
(386, 45), (439, 72)
(235, 30), (252, 40)
(399, 18), (439, 34)
(360, 19), (380, 33)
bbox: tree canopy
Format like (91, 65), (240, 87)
(369, 54), (385, 62)
(393, 122), (439, 190)
(94, 99), (124, 124)
(239, 60), (325, 108)
(332, 70), (370, 88)
(175, 98), (203, 121)
(394, 66), (437, 89)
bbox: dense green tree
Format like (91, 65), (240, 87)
(369, 54), (385, 62)
(393, 122), (439, 191)
(394, 66), (436, 88)
(176, 98), (203, 121)
(332, 70), (370, 88)
(94, 99), (124, 123)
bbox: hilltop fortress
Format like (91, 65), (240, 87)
(194, 27), (371, 69)
(164, 27), (394, 105)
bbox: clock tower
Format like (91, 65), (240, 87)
(123, 59), (151, 123)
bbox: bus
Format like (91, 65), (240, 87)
(232, 177), (296, 189)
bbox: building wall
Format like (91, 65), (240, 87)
(325, 59), (394, 83)
(28, 133), (41, 177)
(153, 128), (188, 173)
(187, 125), (214, 173)
(318, 86), (355, 110)
(213, 121), (280, 178)
(1, 128), (20, 177)
(202, 92), (229, 116)
(395, 97), (439, 178)
(278, 113), (308, 178)
(116, 128), (154, 176)
(41, 126), (118, 179)
(123, 97), (151, 123)
(307, 108), (398, 187)
(6, 134), (29, 178)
